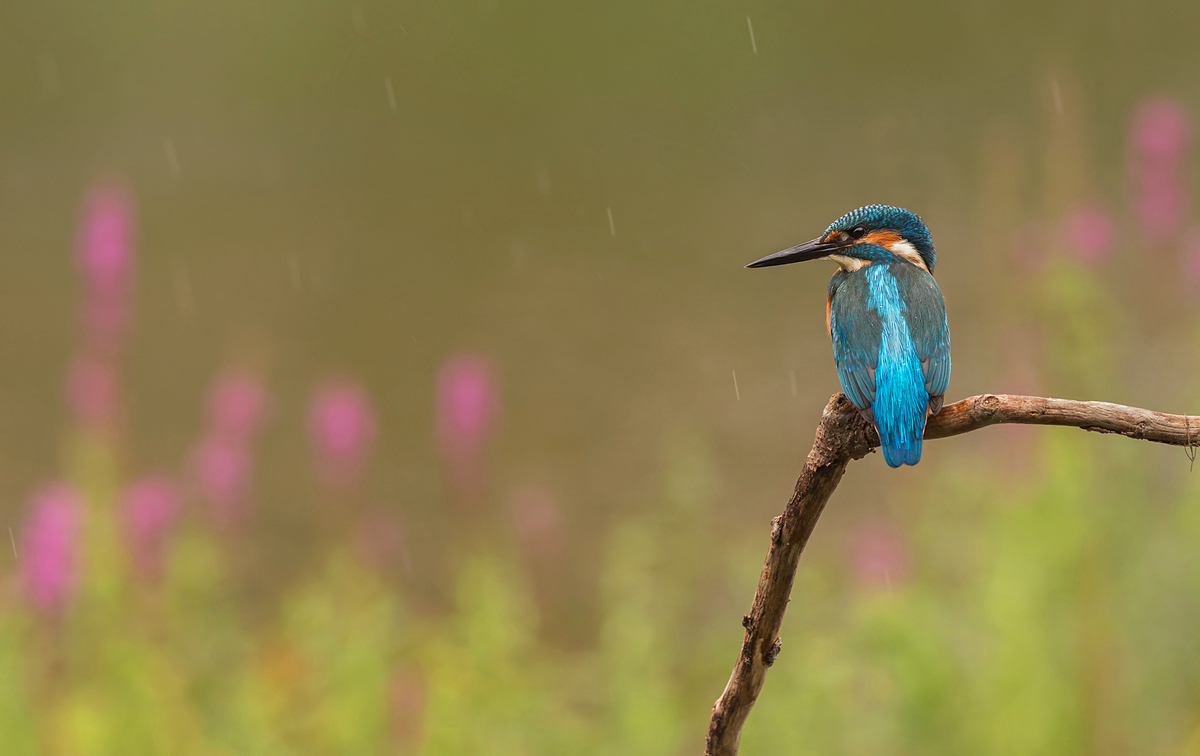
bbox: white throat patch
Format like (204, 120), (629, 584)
(829, 254), (871, 271)
(888, 239), (929, 272)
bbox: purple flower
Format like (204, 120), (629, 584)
(191, 436), (254, 526)
(77, 182), (136, 297)
(206, 370), (271, 442)
(1131, 97), (1192, 243)
(308, 378), (377, 490)
(1133, 98), (1191, 161)
(435, 354), (498, 463)
(435, 354), (499, 500)
(65, 355), (119, 430)
(19, 484), (83, 614)
(1059, 204), (1116, 264)
(848, 522), (908, 591)
(120, 476), (182, 582)
(68, 181), (137, 434)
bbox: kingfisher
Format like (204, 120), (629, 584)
(747, 205), (951, 467)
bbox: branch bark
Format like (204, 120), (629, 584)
(705, 392), (1200, 756)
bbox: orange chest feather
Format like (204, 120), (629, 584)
(826, 291), (833, 337)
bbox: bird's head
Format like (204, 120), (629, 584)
(747, 204), (937, 273)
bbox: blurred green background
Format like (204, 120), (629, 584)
(3, 0), (1200, 753)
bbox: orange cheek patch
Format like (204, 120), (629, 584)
(860, 230), (903, 248)
(823, 231), (849, 245)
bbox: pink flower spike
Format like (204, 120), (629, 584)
(206, 370), (272, 442)
(849, 522), (909, 591)
(1130, 98), (1192, 243)
(1060, 204), (1116, 265)
(20, 483), (83, 614)
(308, 378), (378, 490)
(435, 354), (499, 462)
(191, 436), (254, 526)
(77, 182), (137, 296)
(1133, 98), (1192, 162)
(121, 476), (182, 581)
(65, 355), (119, 429)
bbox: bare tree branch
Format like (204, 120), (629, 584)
(705, 392), (1200, 756)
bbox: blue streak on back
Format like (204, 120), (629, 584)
(865, 266), (929, 467)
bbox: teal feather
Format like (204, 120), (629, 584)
(830, 259), (949, 467)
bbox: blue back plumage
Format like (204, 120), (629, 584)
(829, 257), (950, 467)
(865, 266), (929, 466)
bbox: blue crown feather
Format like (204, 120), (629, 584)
(825, 204), (937, 272)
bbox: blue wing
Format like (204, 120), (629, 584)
(896, 266), (951, 414)
(828, 271), (881, 419)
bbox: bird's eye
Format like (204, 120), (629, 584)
(849, 226), (867, 240)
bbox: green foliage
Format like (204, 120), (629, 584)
(421, 555), (585, 755)
(8, 409), (1200, 755)
(0, 613), (38, 755)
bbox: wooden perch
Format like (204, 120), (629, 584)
(705, 392), (1200, 756)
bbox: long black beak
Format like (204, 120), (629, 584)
(745, 237), (844, 269)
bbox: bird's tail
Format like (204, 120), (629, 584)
(873, 361), (930, 468)
(879, 433), (923, 468)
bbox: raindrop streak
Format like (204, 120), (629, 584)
(164, 138), (180, 177)
(173, 264), (195, 318)
(9, 526), (16, 560)
(746, 17), (757, 54)
(1050, 78), (1063, 116)
(732, 370), (741, 401)
(790, 370), (797, 397)
(288, 255), (303, 293)
(385, 77), (397, 113)
(607, 207), (616, 237)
